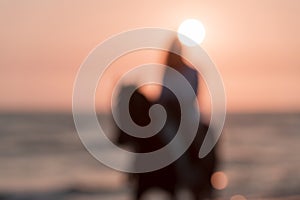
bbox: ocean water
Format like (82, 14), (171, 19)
(0, 112), (299, 200)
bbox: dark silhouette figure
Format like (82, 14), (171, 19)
(115, 39), (218, 200)
(116, 85), (177, 200)
(157, 38), (218, 199)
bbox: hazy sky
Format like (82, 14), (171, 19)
(1, 0), (299, 113)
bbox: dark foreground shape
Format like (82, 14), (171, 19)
(115, 85), (218, 200)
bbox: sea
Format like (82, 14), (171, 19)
(0, 112), (299, 200)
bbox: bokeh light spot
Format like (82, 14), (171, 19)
(211, 171), (228, 190)
(230, 194), (247, 200)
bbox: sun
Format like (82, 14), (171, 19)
(177, 19), (206, 47)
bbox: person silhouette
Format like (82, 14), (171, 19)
(157, 38), (217, 200)
(115, 38), (218, 200)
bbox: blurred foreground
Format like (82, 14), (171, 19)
(0, 113), (299, 200)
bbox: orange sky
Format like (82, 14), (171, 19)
(0, 0), (299, 113)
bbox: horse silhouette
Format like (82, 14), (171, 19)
(115, 85), (218, 200)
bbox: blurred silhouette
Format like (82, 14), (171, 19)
(115, 38), (218, 200)
(157, 38), (218, 199)
(116, 84), (177, 200)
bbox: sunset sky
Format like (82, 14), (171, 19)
(1, 0), (299, 113)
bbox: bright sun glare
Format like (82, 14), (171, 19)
(177, 19), (206, 47)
